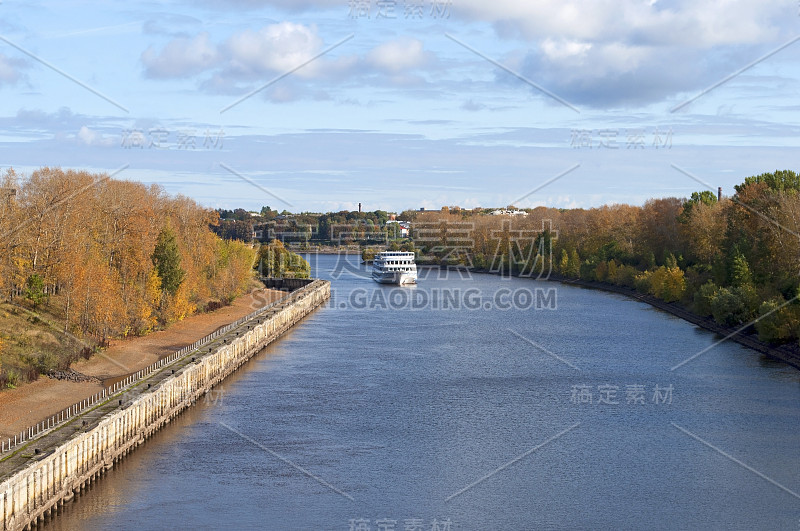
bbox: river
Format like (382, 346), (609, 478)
(46, 254), (800, 530)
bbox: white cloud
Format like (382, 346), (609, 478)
(141, 26), (439, 99)
(142, 32), (220, 78)
(456, 0), (785, 47)
(76, 126), (115, 147)
(77, 126), (97, 145)
(141, 23), (327, 82)
(539, 39), (592, 62)
(536, 40), (649, 81)
(366, 38), (430, 73)
(450, 0), (795, 107)
(225, 22), (323, 77)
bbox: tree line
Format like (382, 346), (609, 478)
(414, 170), (800, 346)
(211, 207), (400, 244)
(0, 167), (257, 343)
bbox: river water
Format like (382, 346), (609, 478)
(47, 255), (800, 530)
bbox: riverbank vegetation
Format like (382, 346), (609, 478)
(0, 167), (257, 386)
(4, 166), (798, 384)
(255, 239), (310, 278)
(414, 170), (800, 347)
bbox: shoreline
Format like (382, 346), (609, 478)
(422, 264), (800, 371)
(294, 247), (361, 255)
(550, 275), (800, 371)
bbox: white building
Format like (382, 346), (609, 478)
(386, 220), (410, 237)
(490, 209), (528, 216)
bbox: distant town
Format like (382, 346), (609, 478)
(213, 204), (531, 248)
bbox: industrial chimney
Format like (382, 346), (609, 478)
(358, 202), (362, 213)
(718, 187), (722, 201)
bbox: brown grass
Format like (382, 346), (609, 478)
(0, 300), (92, 388)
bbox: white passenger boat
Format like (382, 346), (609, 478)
(371, 251), (417, 285)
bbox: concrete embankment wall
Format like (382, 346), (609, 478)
(261, 277), (315, 291)
(0, 279), (330, 531)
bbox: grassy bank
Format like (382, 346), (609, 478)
(0, 299), (94, 388)
(0, 278), (266, 390)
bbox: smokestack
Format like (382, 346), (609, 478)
(358, 202), (362, 213)
(718, 187), (722, 201)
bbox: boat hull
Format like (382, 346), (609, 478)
(372, 270), (417, 285)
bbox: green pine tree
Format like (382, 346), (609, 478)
(569, 249), (581, 278)
(151, 227), (185, 296)
(559, 249), (569, 274)
(730, 249), (753, 288)
(25, 273), (47, 310)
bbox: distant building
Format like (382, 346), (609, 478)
(386, 220), (410, 237)
(490, 209), (528, 216)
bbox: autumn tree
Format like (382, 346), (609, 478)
(0, 168), (21, 300)
(755, 297), (800, 344)
(636, 198), (685, 264)
(211, 239), (256, 303)
(647, 266), (686, 302)
(735, 170), (800, 194)
(680, 190), (717, 218)
(568, 250), (581, 278)
(256, 240), (310, 278)
(680, 197), (726, 266)
(559, 249), (569, 275)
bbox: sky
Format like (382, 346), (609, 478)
(0, 0), (798, 213)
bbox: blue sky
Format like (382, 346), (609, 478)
(0, 0), (799, 212)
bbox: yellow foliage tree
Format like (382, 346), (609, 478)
(647, 266), (686, 303)
(2, 167), (259, 341)
(607, 260), (618, 284)
(165, 282), (197, 324)
(594, 260), (608, 281)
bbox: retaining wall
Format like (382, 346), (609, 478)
(0, 279), (330, 531)
(261, 277), (315, 291)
